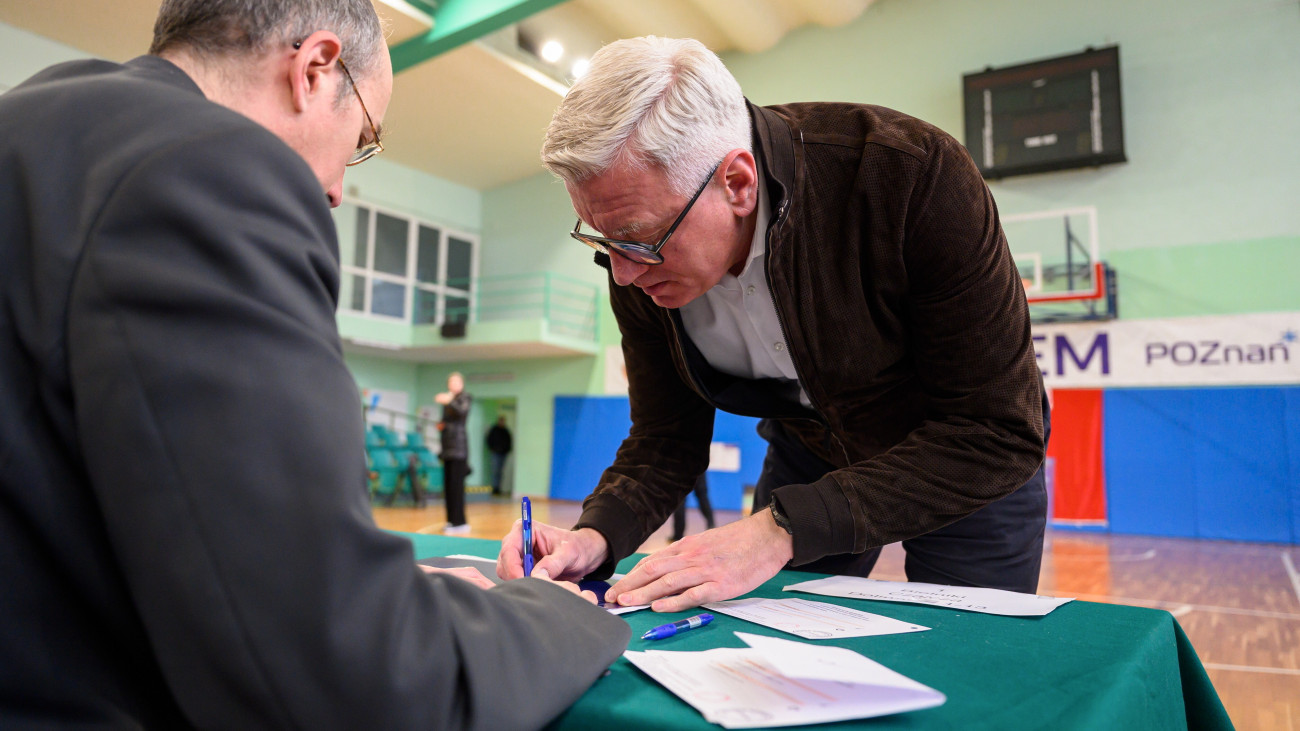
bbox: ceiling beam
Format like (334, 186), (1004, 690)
(390, 0), (570, 74)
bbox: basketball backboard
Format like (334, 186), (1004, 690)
(1002, 206), (1117, 322)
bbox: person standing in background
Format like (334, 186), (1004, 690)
(437, 372), (472, 533)
(670, 473), (715, 542)
(485, 416), (513, 497)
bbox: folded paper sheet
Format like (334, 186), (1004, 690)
(419, 555), (649, 614)
(703, 597), (928, 639)
(624, 632), (945, 728)
(783, 576), (1073, 617)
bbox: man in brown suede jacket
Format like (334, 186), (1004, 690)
(498, 37), (1048, 611)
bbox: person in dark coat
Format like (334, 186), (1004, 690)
(485, 416), (513, 496)
(0, 2), (629, 726)
(436, 372), (472, 532)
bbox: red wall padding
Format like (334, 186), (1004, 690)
(1046, 389), (1107, 523)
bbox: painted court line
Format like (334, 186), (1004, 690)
(1282, 551), (1300, 606)
(1060, 592), (1300, 621)
(1049, 549), (1157, 563)
(1170, 605), (1193, 618)
(1203, 663), (1300, 676)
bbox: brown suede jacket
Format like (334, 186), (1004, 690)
(575, 101), (1046, 576)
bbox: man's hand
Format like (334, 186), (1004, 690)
(496, 520), (610, 582)
(420, 562), (600, 604)
(606, 508), (794, 612)
(529, 574), (601, 605)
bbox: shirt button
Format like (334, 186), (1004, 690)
(774, 342), (784, 351)
(746, 285), (756, 296)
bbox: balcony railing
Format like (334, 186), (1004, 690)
(443, 272), (600, 343)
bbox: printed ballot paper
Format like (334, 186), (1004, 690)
(417, 555), (650, 614)
(624, 632), (945, 728)
(703, 597), (928, 639)
(784, 576), (1073, 617)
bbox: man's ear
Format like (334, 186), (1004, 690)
(722, 149), (759, 218)
(288, 31), (343, 113)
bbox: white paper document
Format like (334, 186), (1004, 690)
(624, 632), (945, 728)
(423, 555), (650, 614)
(783, 576), (1073, 617)
(703, 597), (928, 639)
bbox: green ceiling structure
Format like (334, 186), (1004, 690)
(390, 0), (572, 74)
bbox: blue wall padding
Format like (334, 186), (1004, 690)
(701, 411), (767, 511)
(1104, 387), (1299, 543)
(550, 397), (631, 503)
(550, 396), (764, 511)
(1285, 389), (1300, 544)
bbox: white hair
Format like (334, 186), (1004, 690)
(541, 36), (752, 197)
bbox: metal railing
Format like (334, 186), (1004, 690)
(442, 272), (600, 342)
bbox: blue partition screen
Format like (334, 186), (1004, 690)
(550, 396), (764, 510)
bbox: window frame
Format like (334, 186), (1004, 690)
(335, 197), (479, 326)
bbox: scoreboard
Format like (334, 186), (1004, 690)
(963, 47), (1126, 179)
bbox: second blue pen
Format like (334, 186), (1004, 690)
(641, 613), (714, 641)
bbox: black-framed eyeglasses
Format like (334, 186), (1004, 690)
(336, 58), (384, 166)
(571, 159), (723, 265)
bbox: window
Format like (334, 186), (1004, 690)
(333, 200), (479, 325)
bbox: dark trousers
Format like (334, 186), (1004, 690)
(442, 458), (469, 526)
(489, 452), (508, 495)
(752, 420), (1048, 593)
(671, 474), (716, 541)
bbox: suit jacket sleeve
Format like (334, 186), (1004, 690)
(66, 126), (629, 729)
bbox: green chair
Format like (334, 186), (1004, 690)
(367, 446), (403, 503)
(404, 431), (441, 496)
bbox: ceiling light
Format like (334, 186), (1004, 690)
(540, 40), (564, 63)
(571, 58), (590, 79)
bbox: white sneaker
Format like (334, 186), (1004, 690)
(443, 523), (471, 535)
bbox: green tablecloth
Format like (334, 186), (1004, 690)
(404, 533), (1232, 731)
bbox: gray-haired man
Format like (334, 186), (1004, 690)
(499, 36), (1049, 614)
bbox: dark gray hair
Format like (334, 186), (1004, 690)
(149, 0), (385, 85)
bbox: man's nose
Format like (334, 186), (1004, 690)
(609, 253), (648, 287)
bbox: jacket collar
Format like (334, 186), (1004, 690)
(747, 99), (796, 226)
(126, 55), (207, 98)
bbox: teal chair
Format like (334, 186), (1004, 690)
(403, 431), (441, 495)
(367, 446), (403, 503)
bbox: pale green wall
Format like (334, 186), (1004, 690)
(1111, 236), (1300, 320)
(0, 22), (90, 89)
(341, 158), (481, 234)
(345, 353), (420, 400)
(719, 0), (1300, 314)
(481, 171), (603, 283)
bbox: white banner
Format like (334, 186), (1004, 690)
(1032, 311), (1300, 388)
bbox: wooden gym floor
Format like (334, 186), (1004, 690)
(373, 495), (1300, 730)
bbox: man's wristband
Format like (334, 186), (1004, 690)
(768, 501), (794, 536)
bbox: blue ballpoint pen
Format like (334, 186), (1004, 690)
(641, 613), (714, 641)
(521, 497), (534, 577)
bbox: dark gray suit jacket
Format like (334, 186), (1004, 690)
(0, 56), (628, 729)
